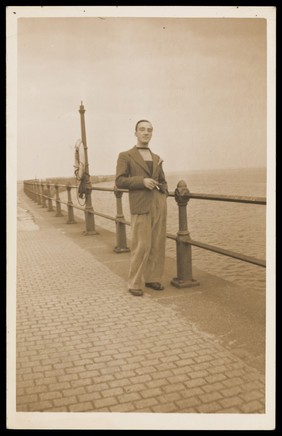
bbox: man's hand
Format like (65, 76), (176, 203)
(143, 178), (159, 190)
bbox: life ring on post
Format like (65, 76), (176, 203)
(74, 139), (87, 200)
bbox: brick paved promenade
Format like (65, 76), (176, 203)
(15, 185), (266, 418)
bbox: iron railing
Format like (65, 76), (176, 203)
(23, 179), (266, 288)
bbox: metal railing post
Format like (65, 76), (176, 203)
(35, 181), (40, 205)
(47, 183), (54, 212)
(55, 184), (63, 217)
(41, 183), (47, 208)
(171, 180), (200, 288)
(25, 182), (29, 198)
(67, 183), (76, 224)
(32, 181), (36, 202)
(36, 181), (42, 205)
(114, 188), (130, 253)
(26, 182), (31, 198)
(83, 187), (97, 235)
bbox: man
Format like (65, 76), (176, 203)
(115, 120), (168, 296)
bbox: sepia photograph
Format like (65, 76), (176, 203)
(6, 5), (276, 430)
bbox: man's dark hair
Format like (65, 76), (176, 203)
(135, 120), (152, 131)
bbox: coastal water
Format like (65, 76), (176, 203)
(67, 167), (267, 293)
(164, 168), (266, 293)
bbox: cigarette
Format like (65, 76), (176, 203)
(155, 185), (160, 190)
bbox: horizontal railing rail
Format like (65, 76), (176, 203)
(23, 179), (266, 288)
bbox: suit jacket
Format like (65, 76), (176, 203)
(115, 146), (168, 214)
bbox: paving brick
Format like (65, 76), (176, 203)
(112, 352), (132, 360)
(71, 378), (93, 388)
(185, 378), (206, 388)
(48, 382), (71, 391)
(146, 378), (168, 389)
(160, 355), (180, 364)
(219, 396), (244, 408)
(110, 402), (136, 412)
(176, 396), (202, 409)
(202, 382), (226, 393)
(65, 366), (88, 374)
(195, 354), (215, 363)
(152, 402), (179, 413)
(205, 373), (227, 384)
(190, 362), (211, 371)
(80, 352), (100, 360)
(210, 357), (232, 366)
(53, 361), (74, 369)
(58, 373), (79, 383)
(140, 387), (163, 399)
(225, 369), (246, 378)
(242, 371), (265, 382)
(220, 385), (243, 397)
(167, 371), (189, 383)
(124, 383), (146, 393)
(28, 401), (53, 411)
(220, 406), (242, 413)
(17, 394), (38, 405)
(63, 386), (86, 397)
(208, 365), (229, 375)
(94, 397), (118, 409)
(199, 391), (223, 404)
(16, 388), (25, 396)
(149, 345), (168, 353)
(196, 401), (223, 413)
(240, 400), (265, 413)
(157, 392), (182, 404)
(53, 396), (77, 407)
(101, 387), (124, 398)
(100, 366), (122, 376)
(25, 385), (49, 395)
(45, 406), (69, 412)
(135, 365), (156, 375)
(44, 368), (65, 377)
(17, 367), (32, 376)
(163, 383), (186, 394)
(68, 402), (94, 412)
(79, 369), (100, 379)
(189, 370), (209, 379)
(242, 381), (265, 391)
(93, 355), (114, 363)
(34, 376), (57, 385)
(17, 379), (35, 389)
(117, 392), (141, 403)
(222, 377), (244, 388)
(86, 382), (109, 393)
(92, 374), (115, 384)
(129, 374), (152, 384)
(239, 390), (264, 402)
(39, 391), (63, 401)
(134, 397), (159, 410)
(151, 369), (174, 380)
(77, 392), (102, 403)
(180, 387), (205, 398)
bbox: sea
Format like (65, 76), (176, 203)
(67, 167), (267, 293)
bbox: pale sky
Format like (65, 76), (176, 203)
(16, 14), (267, 180)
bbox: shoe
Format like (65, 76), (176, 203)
(129, 289), (143, 296)
(145, 282), (164, 291)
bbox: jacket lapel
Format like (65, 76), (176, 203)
(129, 146), (151, 175)
(151, 153), (159, 179)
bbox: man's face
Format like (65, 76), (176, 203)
(135, 121), (153, 146)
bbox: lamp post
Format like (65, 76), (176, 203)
(79, 101), (97, 235)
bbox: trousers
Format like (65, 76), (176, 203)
(128, 189), (167, 290)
